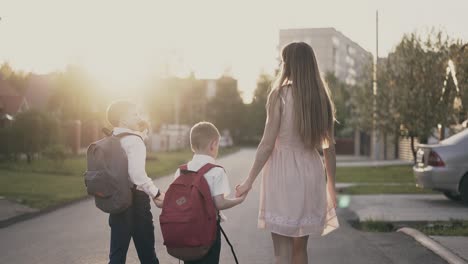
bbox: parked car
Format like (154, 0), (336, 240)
(219, 129), (234, 147)
(219, 135), (233, 147)
(413, 129), (468, 204)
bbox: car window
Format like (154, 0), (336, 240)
(441, 128), (468, 145)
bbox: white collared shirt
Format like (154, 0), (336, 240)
(174, 154), (231, 221)
(113, 127), (159, 198)
(174, 154), (231, 197)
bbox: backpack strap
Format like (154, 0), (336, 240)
(114, 132), (144, 141)
(179, 163), (224, 176)
(220, 225), (239, 264)
(196, 163), (224, 176)
(179, 164), (191, 175)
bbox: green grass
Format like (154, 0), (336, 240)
(353, 220), (395, 232)
(0, 147), (240, 209)
(146, 150), (194, 177)
(336, 165), (438, 195)
(340, 184), (436, 195)
(336, 166), (414, 183)
(0, 170), (87, 209)
(414, 220), (468, 236)
(0, 157), (87, 176)
(354, 220), (468, 236)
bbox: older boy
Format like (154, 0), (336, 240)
(106, 100), (164, 264)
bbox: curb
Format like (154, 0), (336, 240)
(0, 196), (91, 229)
(398, 227), (467, 264)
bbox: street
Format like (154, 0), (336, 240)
(0, 149), (446, 264)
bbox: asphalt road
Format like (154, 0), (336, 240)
(0, 148), (446, 264)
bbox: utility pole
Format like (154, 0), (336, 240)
(371, 10), (380, 160)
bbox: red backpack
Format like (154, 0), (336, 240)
(160, 163), (220, 261)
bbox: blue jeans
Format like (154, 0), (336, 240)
(108, 189), (159, 264)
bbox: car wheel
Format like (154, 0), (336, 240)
(443, 191), (461, 201)
(460, 175), (468, 205)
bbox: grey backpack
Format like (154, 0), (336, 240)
(84, 131), (142, 214)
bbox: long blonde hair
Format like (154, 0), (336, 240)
(267, 42), (336, 148)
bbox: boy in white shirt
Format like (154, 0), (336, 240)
(173, 121), (246, 264)
(106, 100), (164, 264)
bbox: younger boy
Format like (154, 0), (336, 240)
(106, 100), (164, 264)
(173, 121), (246, 264)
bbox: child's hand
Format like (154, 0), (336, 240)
(235, 180), (252, 198)
(153, 192), (165, 208)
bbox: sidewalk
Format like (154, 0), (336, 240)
(0, 197), (38, 225)
(346, 194), (468, 222)
(431, 236), (468, 262)
(345, 194), (468, 263)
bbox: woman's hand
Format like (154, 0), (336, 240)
(235, 192), (248, 205)
(235, 179), (253, 198)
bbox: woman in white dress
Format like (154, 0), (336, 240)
(236, 42), (339, 264)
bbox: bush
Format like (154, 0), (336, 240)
(42, 144), (68, 164)
(0, 126), (16, 160)
(12, 110), (62, 163)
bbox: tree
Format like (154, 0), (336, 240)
(352, 58), (402, 154)
(0, 126), (17, 160)
(145, 77), (178, 129)
(48, 66), (98, 121)
(374, 58), (403, 158)
(244, 73), (273, 143)
(0, 63), (30, 95)
(206, 76), (246, 143)
(0, 63), (14, 80)
(351, 30), (467, 161)
(145, 76), (209, 130)
(325, 72), (355, 138)
(389, 32), (458, 159)
(179, 75), (210, 125)
(449, 43), (468, 123)
(12, 110), (61, 163)
(145, 75), (248, 144)
(349, 59), (374, 131)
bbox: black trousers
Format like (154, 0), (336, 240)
(185, 221), (222, 264)
(109, 189), (159, 264)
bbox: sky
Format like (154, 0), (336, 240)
(0, 0), (467, 102)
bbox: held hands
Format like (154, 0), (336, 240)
(153, 192), (165, 208)
(236, 191), (248, 204)
(235, 178), (253, 198)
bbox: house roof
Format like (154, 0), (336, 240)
(0, 96), (28, 115)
